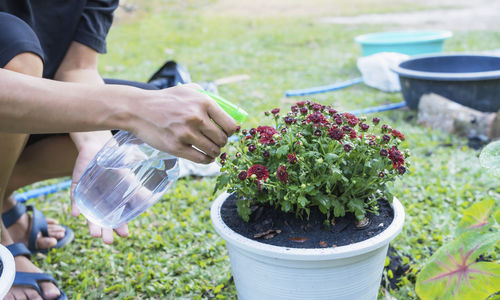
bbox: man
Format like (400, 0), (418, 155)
(0, 1), (236, 299)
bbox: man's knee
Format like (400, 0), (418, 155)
(0, 12), (44, 77)
(4, 52), (43, 77)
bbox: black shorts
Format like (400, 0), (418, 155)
(0, 12), (159, 147)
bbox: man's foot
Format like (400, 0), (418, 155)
(3, 197), (67, 252)
(4, 254), (61, 300)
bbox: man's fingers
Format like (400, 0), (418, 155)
(206, 100), (238, 136)
(182, 132), (222, 159)
(88, 221), (102, 238)
(172, 144), (214, 164)
(102, 228), (114, 244)
(201, 120), (228, 147)
(115, 224), (129, 237)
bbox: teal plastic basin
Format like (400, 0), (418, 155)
(355, 31), (453, 56)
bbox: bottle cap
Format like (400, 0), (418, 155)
(197, 89), (248, 123)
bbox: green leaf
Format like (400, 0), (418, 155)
(281, 200), (292, 212)
(479, 141), (500, 177)
(213, 173), (231, 194)
(456, 199), (495, 236)
(297, 196), (308, 208)
(325, 153), (338, 163)
(313, 193), (331, 209)
(495, 209), (500, 225)
(276, 145), (289, 157)
(236, 199), (251, 222)
(416, 232), (500, 300)
(332, 200), (345, 217)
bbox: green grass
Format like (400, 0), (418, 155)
(26, 1), (500, 299)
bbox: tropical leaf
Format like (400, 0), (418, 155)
(456, 199), (495, 236)
(416, 232), (500, 300)
(479, 141), (500, 177)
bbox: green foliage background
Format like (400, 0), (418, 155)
(22, 1), (500, 299)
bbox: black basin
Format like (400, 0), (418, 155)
(391, 54), (500, 112)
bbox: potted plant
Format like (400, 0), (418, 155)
(0, 243), (15, 298)
(212, 101), (409, 300)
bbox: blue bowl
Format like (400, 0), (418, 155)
(355, 31), (452, 56)
(391, 54), (500, 111)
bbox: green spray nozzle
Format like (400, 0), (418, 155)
(197, 89), (248, 123)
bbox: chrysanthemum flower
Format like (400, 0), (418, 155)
(276, 165), (289, 183)
(247, 164), (270, 181)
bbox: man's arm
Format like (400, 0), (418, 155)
(0, 67), (135, 134)
(0, 66), (237, 163)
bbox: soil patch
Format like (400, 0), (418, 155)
(320, 0), (500, 31)
(221, 193), (394, 249)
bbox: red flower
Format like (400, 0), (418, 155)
(238, 171), (247, 180)
(327, 128), (344, 141)
(276, 165), (289, 183)
(284, 116), (294, 124)
(271, 108), (280, 115)
(349, 130), (357, 139)
(343, 113), (359, 127)
(390, 129), (405, 141)
(296, 101), (306, 107)
(247, 164), (270, 181)
(257, 126), (278, 145)
(306, 112), (328, 125)
(312, 103), (322, 111)
(287, 153), (298, 164)
(388, 146), (405, 168)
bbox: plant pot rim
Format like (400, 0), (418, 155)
(0, 244), (16, 298)
(211, 191), (405, 260)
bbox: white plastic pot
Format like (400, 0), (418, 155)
(211, 192), (405, 300)
(0, 244), (15, 298)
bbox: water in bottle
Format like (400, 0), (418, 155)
(73, 131), (180, 228)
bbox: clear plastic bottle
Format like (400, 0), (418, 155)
(73, 130), (180, 228)
(74, 90), (248, 229)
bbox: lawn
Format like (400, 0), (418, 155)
(26, 0), (500, 299)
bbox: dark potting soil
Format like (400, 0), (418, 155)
(220, 193), (394, 249)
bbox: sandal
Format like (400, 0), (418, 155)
(2, 202), (74, 254)
(6, 243), (67, 300)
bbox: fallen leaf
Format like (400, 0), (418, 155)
(319, 241), (328, 247)
(289, 237), (308, 243)
(254, 229), (274, 239)
(263, 233), (276, 239)
(254, 229), (282, 239)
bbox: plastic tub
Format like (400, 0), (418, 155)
(355, 31), (452, 56)
(391, 54), (500, 111)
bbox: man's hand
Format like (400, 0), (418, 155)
(69, 131), (129, 244)
(128, 83), (238, 163)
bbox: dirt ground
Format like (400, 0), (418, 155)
(320, 0), (500, 31)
